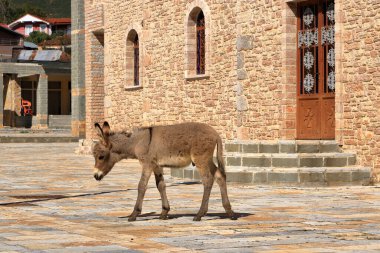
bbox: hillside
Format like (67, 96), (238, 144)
(10, 0), (71, 18)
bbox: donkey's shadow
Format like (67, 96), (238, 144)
(119, 212), (252, 220)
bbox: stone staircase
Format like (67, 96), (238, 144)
(171, 141), (372, 186)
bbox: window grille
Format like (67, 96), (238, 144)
(133, 35), (139, 86)
(196, 11), (205, 75)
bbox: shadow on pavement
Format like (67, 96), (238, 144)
(119, 212), (252, 220)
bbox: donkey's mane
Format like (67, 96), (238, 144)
(109, 130), (132, 137)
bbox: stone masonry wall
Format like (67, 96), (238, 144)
(86, 0), (239, 139)
(84, 0), (380, 179)
(85, 3), (105, 139)
(337, 0), (380, 180)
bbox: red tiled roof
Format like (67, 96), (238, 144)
(0, 23), (24, 37)
(46, 18), (71, 25)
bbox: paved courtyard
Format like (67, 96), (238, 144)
(1, 143), (380, 252)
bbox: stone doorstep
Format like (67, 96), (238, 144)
(0, 136), (79, 143)
(225, 141), (341, 154)
(225, 153), (356, 168)
(171, 167), (372, 186)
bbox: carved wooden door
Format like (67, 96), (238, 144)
(297, 0), (335, 139)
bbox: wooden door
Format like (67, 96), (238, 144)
(296, 0), (335, 139)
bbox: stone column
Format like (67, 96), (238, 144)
(0, 74), (3, 128)
(71, 0), (86, 138)
(35, 74), (48, 128)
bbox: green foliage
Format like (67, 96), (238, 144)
(0, 0), (13, 23)
(0, 0), (47, 23)
(25, 31), (50, 45)
(25, 31), (71, 46)
(11, 0), (70, 18)
(0, 0), (70, 24)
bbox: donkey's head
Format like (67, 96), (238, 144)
(92, 121), (117, 181)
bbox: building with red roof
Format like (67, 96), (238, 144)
(8, 14), (71, 37)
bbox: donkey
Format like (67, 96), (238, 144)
(92, 121), (236, 221)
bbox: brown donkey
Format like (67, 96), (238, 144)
(92, 121), (236, 221)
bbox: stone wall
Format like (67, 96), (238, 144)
(85, 3), (105, 139)
(337, 0), (380, 180)
(84, 0), (380, 180)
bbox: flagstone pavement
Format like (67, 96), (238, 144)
(1, 143), (380, 252)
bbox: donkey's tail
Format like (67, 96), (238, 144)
(216, 137), (226, 178)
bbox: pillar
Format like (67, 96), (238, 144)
(71, 0), (86, 138)
(0, 74), (3, 127)
(35, 74), (48, 128)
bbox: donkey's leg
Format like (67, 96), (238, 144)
(193, 160), (216, 221)
(128, 165), (153, 222)
(215, 170), (237, 220)
(154, 167), (170, 220)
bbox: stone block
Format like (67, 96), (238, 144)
(242, 157), (271, 167)
(351, 170), (371, 184)
(326, 171), (351, 184)
(268, 172), (299, 183)
(237, 52), (245, 69)
(237, 69), (248, 80)
(279, 142), (296, 153)
(225, 143), (240, 153)
(237, 36), (253, 51)
(236, 95), (248, 111)
(324, 157), (348, 167)
(242, 144), (258, 153)
(253, 172), (268, 184)
(300, 157), (323, 167)
(184, 168), (194, 179)
(194, 169), (200, 180)
(297, 144), (319, 153)
(226, 157), (241, 166)
(259, 144), (279, 153)
(348, 156), (357, 165)
(320, 143), (341, 153)
(171, 168), (184, 178)
(226, 171), (252, 183)
(272, 157), (298, 167)
(299, 172), (325, 184)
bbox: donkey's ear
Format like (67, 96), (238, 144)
(94, 123), (104, 139)
(102, 121), (110, 136)
(102, 121), (111, 147)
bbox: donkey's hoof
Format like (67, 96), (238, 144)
(128, 216), (137, 222)
(159, 214), (168, 220)
(193, 216), (202, 221)
(228, 211), (238, 220)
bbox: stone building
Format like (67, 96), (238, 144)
(0, 22), (72, 129)
(79, 0), (380, 183)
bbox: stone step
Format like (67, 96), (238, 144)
(48, 115), (72, 129)
(0, 136), (79, 143)
(171, 166), (372, 186)
(225, 140), (341, 154)
(224, 153), (356, 168)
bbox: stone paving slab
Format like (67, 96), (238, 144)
(1, 143), (380, 252)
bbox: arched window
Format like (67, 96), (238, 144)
(185, 1), (210, 79)
(196, 11), (205, 74)
(126, 29), (140, 87)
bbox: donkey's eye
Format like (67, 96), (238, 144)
(99, 156), (105, 160)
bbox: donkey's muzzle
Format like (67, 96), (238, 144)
(93, 168), (104, 181)
(94, 173), (104, 181)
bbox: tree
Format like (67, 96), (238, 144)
(0, 0), (11, 23)
(0, 0), (47, 24)
(25, 31), (50, 45)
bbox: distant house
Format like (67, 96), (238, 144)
(46, 18), (71, 35)
(0, 24), (24, 60)
(8, 14), (71, 37)
(0, 49), (72, 129)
